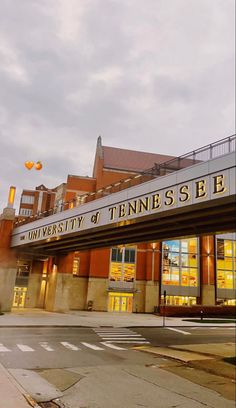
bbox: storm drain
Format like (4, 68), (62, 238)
(38, 402), (60, 408)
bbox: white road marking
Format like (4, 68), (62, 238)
(60, 342), (80, 351)
(0, 343), (11, 352)
(101, 342), (126, 350)
(97, 334), (143, 337)
(166, 328), (191, 335)
(81, 342), (104, 350)
(17, 344), (34, 352)
(105, 340), (150, 344)
(102, 337), (147, 340)
(39, 342), (54, 351)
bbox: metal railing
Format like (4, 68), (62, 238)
(15, 134), (235, 226)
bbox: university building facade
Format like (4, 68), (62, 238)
(2, 136), (236, 314)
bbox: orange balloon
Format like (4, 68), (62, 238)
(35, 161), (43, 170)
(25, 161), (34, 170)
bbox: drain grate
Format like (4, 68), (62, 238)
(39, 402), (59, 408)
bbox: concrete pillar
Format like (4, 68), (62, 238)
(144, 243), (161, 312)
(200, 236), (216, 305)
(0, 207), (17, 312)
(45, 254), (73, 312)
(25, 260), (45, 308)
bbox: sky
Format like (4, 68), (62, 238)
(0, 0), (235, 214)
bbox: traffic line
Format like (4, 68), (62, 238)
(105, 341), (150, 344)
(60, 342), (80, 351)
(96, 334), (142, 337)
(81, 342), (104, 350)
(17, 344), (35, 352)
(102, 337), (147, 341)
(101, 342), (126, 350)
(0, 343), (11, 352)
(166, 328), (191, 335)
(39, 342), (54, 351)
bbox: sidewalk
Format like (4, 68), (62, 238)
(0, 363), (38, 408)
(0, 308), (235, 328)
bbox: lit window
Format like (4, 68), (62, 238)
(162, 238), (198, 287)
(217, 238), (235, 290)
(72, 252), (80, 277)
(110, 247), (136, 282)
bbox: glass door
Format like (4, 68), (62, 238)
(12, 287), (27, 308)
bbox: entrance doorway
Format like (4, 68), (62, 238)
(12, 287), (27, 308)
(108, 293), (133, 312)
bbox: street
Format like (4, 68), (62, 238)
(0, 326), (234, 369)
(0, 325), (235, 407)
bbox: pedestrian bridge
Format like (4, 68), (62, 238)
(11, 152), (236, 255)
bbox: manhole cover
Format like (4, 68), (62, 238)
(39, 402), (59, 408)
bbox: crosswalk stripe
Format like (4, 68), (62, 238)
(166, 328), (191, 335)
(60, 342), (80, 351)
(97, 334), (142, 337)
(105, 340), (150, 344)
(39, 342), (54, 351)
(0, 343), (11, 352)
(102, 337), (147, 340)
(81, 342), (104, 350)
(17, 344), (34, 352)
(101, 342), (126, 350)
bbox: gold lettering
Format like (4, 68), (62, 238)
(128, 201), (138, 215)
(109, 206), (117, 221)
(179, 185), (190, 202)
(47, 226), (52, 235)
(213, 174), (226, 194)
(77, 216), (84, 228)
(42, 226), (48, 237)
(138, 197), (150, 213)
(52, 224), (57, 235)
(57, 222), (64, 233)
(195, 180), (207, 198)
(119, 203), (126, 218)
(152, 193), (161, 209)
(164, 189), (175, 206)
(70, 218), (76, 230)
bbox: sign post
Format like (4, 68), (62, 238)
(163, 290), (166, 327)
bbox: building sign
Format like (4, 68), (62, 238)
(12, 169), (231, 247)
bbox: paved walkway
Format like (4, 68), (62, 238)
(0, 363), (38, 408)
(0, 308), (235, 327)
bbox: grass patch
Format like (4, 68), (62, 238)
(183, 319), (236, 324)
(223, 356), (236, 366)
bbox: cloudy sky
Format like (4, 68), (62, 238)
(0, 0), (235, 213)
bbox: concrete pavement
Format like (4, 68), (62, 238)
(0, 363), (39, 408)
(0, 308), (235, 327)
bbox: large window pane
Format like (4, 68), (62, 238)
(162, 238), (198, 289)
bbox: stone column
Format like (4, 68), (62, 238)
(0, 207), (17, 312)
(45, 253), (73, 312)
(25, 260), (45, 308)
(200, 236), (216, 305)
(145, 242), (161, 313)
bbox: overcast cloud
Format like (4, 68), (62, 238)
(0, 0), (235, 213)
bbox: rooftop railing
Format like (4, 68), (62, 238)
(15, 134), (236, 226)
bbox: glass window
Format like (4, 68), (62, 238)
(72, 252), (80, 276)
(162, 238), (198, 287)
(21, 195), (34, 204)
(110, 247), (136, 282)
(216, 237), (235, 290)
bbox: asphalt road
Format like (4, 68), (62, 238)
(0, 326), (234, 369)
(0, 326), (235, 407)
